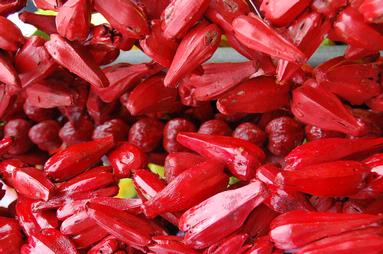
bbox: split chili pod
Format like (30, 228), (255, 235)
(177, 132), (265, 180)
(179, 180), (267, 249)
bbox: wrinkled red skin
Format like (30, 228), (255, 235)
(86, 90), (118, 125)
(333, 7), (383, 51)
(270, 210), (383, 250)
(128, 118), (164, 152)
(44, 136), (114, 181)
(19, 12), (57, 34)
(97, 62), (163, 103)
(177, 132), (265, 180)
(163, 118), (197, 153)
(94, 0), (149, 39)
(164, 152), (205, 183)
(284, 137), (383, 171)
(59, 118), (94, 146)
(291, 80), (366, 136)
(198, 119), (232, 136)
(0, 217), (24, 254)
(217, 77), (290, 115)
(140, 20), (178, 67)
(233, 14), (306, 64)
(179, 180), (267, 249)
(4, 118), (33, 155)
(0, 0), (26, 16)
(279, 160), (369, 197)
(23, 100), (56, 122)
(86, 202), (165, 247)
(161, 0), (210, 39)
(16, 197), (58, 236)
(206, 233), (249, 254)
(45, 34), (110, 89)
(242, 204), (279, 239)
(56, 0), (91, 41)
(108, 142), (147, 178)
(125, 75), (182, 116)
(28, 120), (62, 152)
(305, 125), (345, 141)
(0, 15), (25, 52)
(261, 0), (311, 27)
(22, 228), (78, 254)
(143, 160), (229, 218)
(164, 23), (222, 88)
(265, 117), (304, 156)
(92, 119), (129, 141)
(233, 122), (266, 146)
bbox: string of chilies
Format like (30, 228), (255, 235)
(0, 0), (382, 253)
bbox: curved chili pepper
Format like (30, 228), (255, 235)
(161, 0), (210, 39)
(261, 0), (311, 27)
(184, 61), (259, 101)
(87, 235), (123, 254)
(344, 45), (379, 60)
(143, 160), (228, 218)
(232, 14), (306, 64)
(56, 0), (91, 41)
(70, 225), (109, 249)
(61, 210), (98, 235)
(179, 180), (267, 249)
(96, 62), (163, 103)
(359, 0), (383, 24)
(177, 132), (265, 180)
(57, 166), (115, 195)
(0, 136), (13, 155)
(333, 7), (383, 51)
(45, 34), (109, 89)
(86, 202), (164, 247)
(22, 228), (78, 254)
(0, 217), (24, 254)
(241, 204), (279, 238)
(206, 233), (249, 254)
(15, 36), (57, 88)
(277, 12), (331, 83)
(94, 0), (149, 39)
(164, 152), (205, 183)
(44, 136), (114, 181)
(296, 227), (383, 254)
(0, 52), (20, 95)
(19, 12), (57, 34)
(0, 15), (25, 51)
(148, 235), (200, 254)
(269, 210), (383, 250)
(217, 77), (290, 115)
(279, 160), (368, 197)
(164, 23), (222, 88)
(291, 80), (366, 136)
(284, 137), (383, 171)
(108, 142), (147, 179)
(0, 0), (26, 16)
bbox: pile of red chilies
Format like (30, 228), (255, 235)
(1, 0), (383, 253)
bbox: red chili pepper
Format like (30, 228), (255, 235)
(304, 125), (345, 141)
(108, 142), (147, 178)
(94, 0), (149, 39)
(0, 217), (24, 254)
(142, 159), (228, 218)
(86, 90), (117, 124)
(311, 0), (347, 17)
(0, 52), (20, 95)
(206, 233), (249, 254)
(60, 210), (99, 236)
(161, 0), (210, 39)
(291, 80), (366, 136)
(33, 0), (65, 10)
(59, 118), (94, 147)
(0, 136), (13, 155)
(0, 84), (14, 120)
(245, 236), (274, 254)
(96, 62), (163, 103)
(87, 235), (123, 254)
(128, 118), (164, 152)
(217, 77), (290, 115)
(333, 7), (383, 51)
(22, 228), (78, 253)
(261, 0), (311, 27)
(70, 225), (109, 249)
(177, 132), (265, 180)
(148, 235), (200, 254)
(55, 0), (91, 41)
(163, 118), (197, 153)
(284, 137), (383, 171)
(0, 15), (25, 51)
(241, 204), (279, 238)
(92, 119), (129, 142)
(233, 122), (266, 146)
(28, 120), (62, 152)
(86, 202), (164, 247)
(45, 34), (110, 89)
(0, 0), (26, 16)
(198, 119), (232, 136)
(179, 180), (267, 249)
(269, 210), (383, 250)
(344, 45), (379, 60)
(264, 186), (314, 213)
(359, 0), (383, 24)
(164, 23), (222, 88)
(232, 14), (306, 64)
(125, 75), (182, 116)
(19, 12), (57, 34)
(44, 136), (115, 181)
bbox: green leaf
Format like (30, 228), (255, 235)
(148, 163), (165, 178)
(229, 176), (239, 185)
(32, 29), (50, 40)
(321, 38), (335, 46)
(35, 9), (57, 16)
(116, 178), (137, 198)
